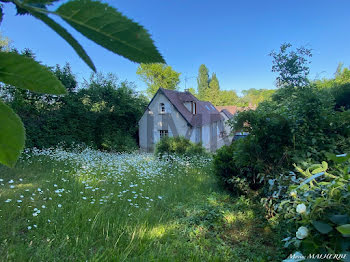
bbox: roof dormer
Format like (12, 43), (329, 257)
(184, 101), (196, 114)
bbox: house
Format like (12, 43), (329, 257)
(215, 104), (257, 116)
(215, 105), (254, 140)
(138, 88), (232, 152)
(218, 109), (234, 139)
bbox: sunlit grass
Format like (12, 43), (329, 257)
(0, 148), (284, 261)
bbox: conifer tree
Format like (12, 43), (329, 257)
(197, 64), (209, 100)
(208, 73), (220, 105)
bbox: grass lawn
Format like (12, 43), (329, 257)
(0, 148), (284, 261)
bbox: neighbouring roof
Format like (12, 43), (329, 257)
(215, 105), (256, 116)
(156, 88), (223, 127)
(221, 109), (233, 119)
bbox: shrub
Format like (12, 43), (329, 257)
(214, 86), (350, 193)
(263, 154), (350, 258)
(331, 83), (350, 110)
(155, 136), (206, 157)
(1, 67), (147, 152)
(214, 138), (267, 193)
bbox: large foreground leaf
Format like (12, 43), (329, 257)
(22, 0), (61, 3)
(337, 224), (350, 236)
(28, 8), (96, 72)
(0, 6), (3, 25)
(56, 0), (165, 64)
(0, 52), (66, 94)
(0, 100), (25, 167)
(312, 221), (333, 234)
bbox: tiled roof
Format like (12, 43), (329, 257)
(221, 109), (233, 119)
(160, 88), (223, 127)
(215, 105), (256, 115)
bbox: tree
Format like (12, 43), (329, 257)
(269, 43), (312, 88)
(0, 32), (11, 51)
(136, 63), (181, 98)
(188, 87), (197, 96)
(241, 88), (275, 105)
(314, 63), (350, 110)
(197, 64), (209, 100)
(54, 63), (78, 93)
(217, 90), (238, 106)
(0, 0), (164, 167)
(207, 73), (220, 105)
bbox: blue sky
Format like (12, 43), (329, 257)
(2, 0), (350, 95)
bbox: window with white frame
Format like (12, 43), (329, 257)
(159, 130), (168, 138)
(191, 101), (197, 114)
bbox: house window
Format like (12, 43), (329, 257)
(159, 130), (168, 138)
(191, 101), (197, 114)
(160, 103), (165, 114)
(219, 131), (227, 138)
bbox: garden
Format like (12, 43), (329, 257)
(0, 1), (349, 261)
(0, 148), (283, 261)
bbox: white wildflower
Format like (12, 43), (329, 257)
(296, 226), (308, 239)
(296, 203), (306, 214)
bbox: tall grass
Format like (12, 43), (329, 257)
(0, 148), (283, 261)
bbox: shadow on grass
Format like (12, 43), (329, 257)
(0, 156), (285, 262)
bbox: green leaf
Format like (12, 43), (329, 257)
(312, 220), (333, 234)
(22, 0), (60, 4)
(0, 6), (3, 25)
(325, 152), (350, 164)
(330, 215), (349, 225)
(56, 0), (165, 64)
(336, 224), (350, 235)
(311, 167), (324, 174)
(0, 52), (66, 94)
(14, 2), (46, 16)
(0, 100), (25, 167)
(297, 172), (325, 189)
(26, 7), (96, 72)
(321, 161), (328, 170)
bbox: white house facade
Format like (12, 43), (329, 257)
(138, 88), (233, 152)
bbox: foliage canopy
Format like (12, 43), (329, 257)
(269, 43), (312, 88)
(0, 0), (164, 167)
(136, 63), (181, 98)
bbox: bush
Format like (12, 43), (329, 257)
(330, 82), (350, 110)
(214, 140), (264, 193)
(1, 66), (148, 152)
(214, 86), (350, 193)
(263, 154), (350, 258)
(155, 136), (206, 157)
